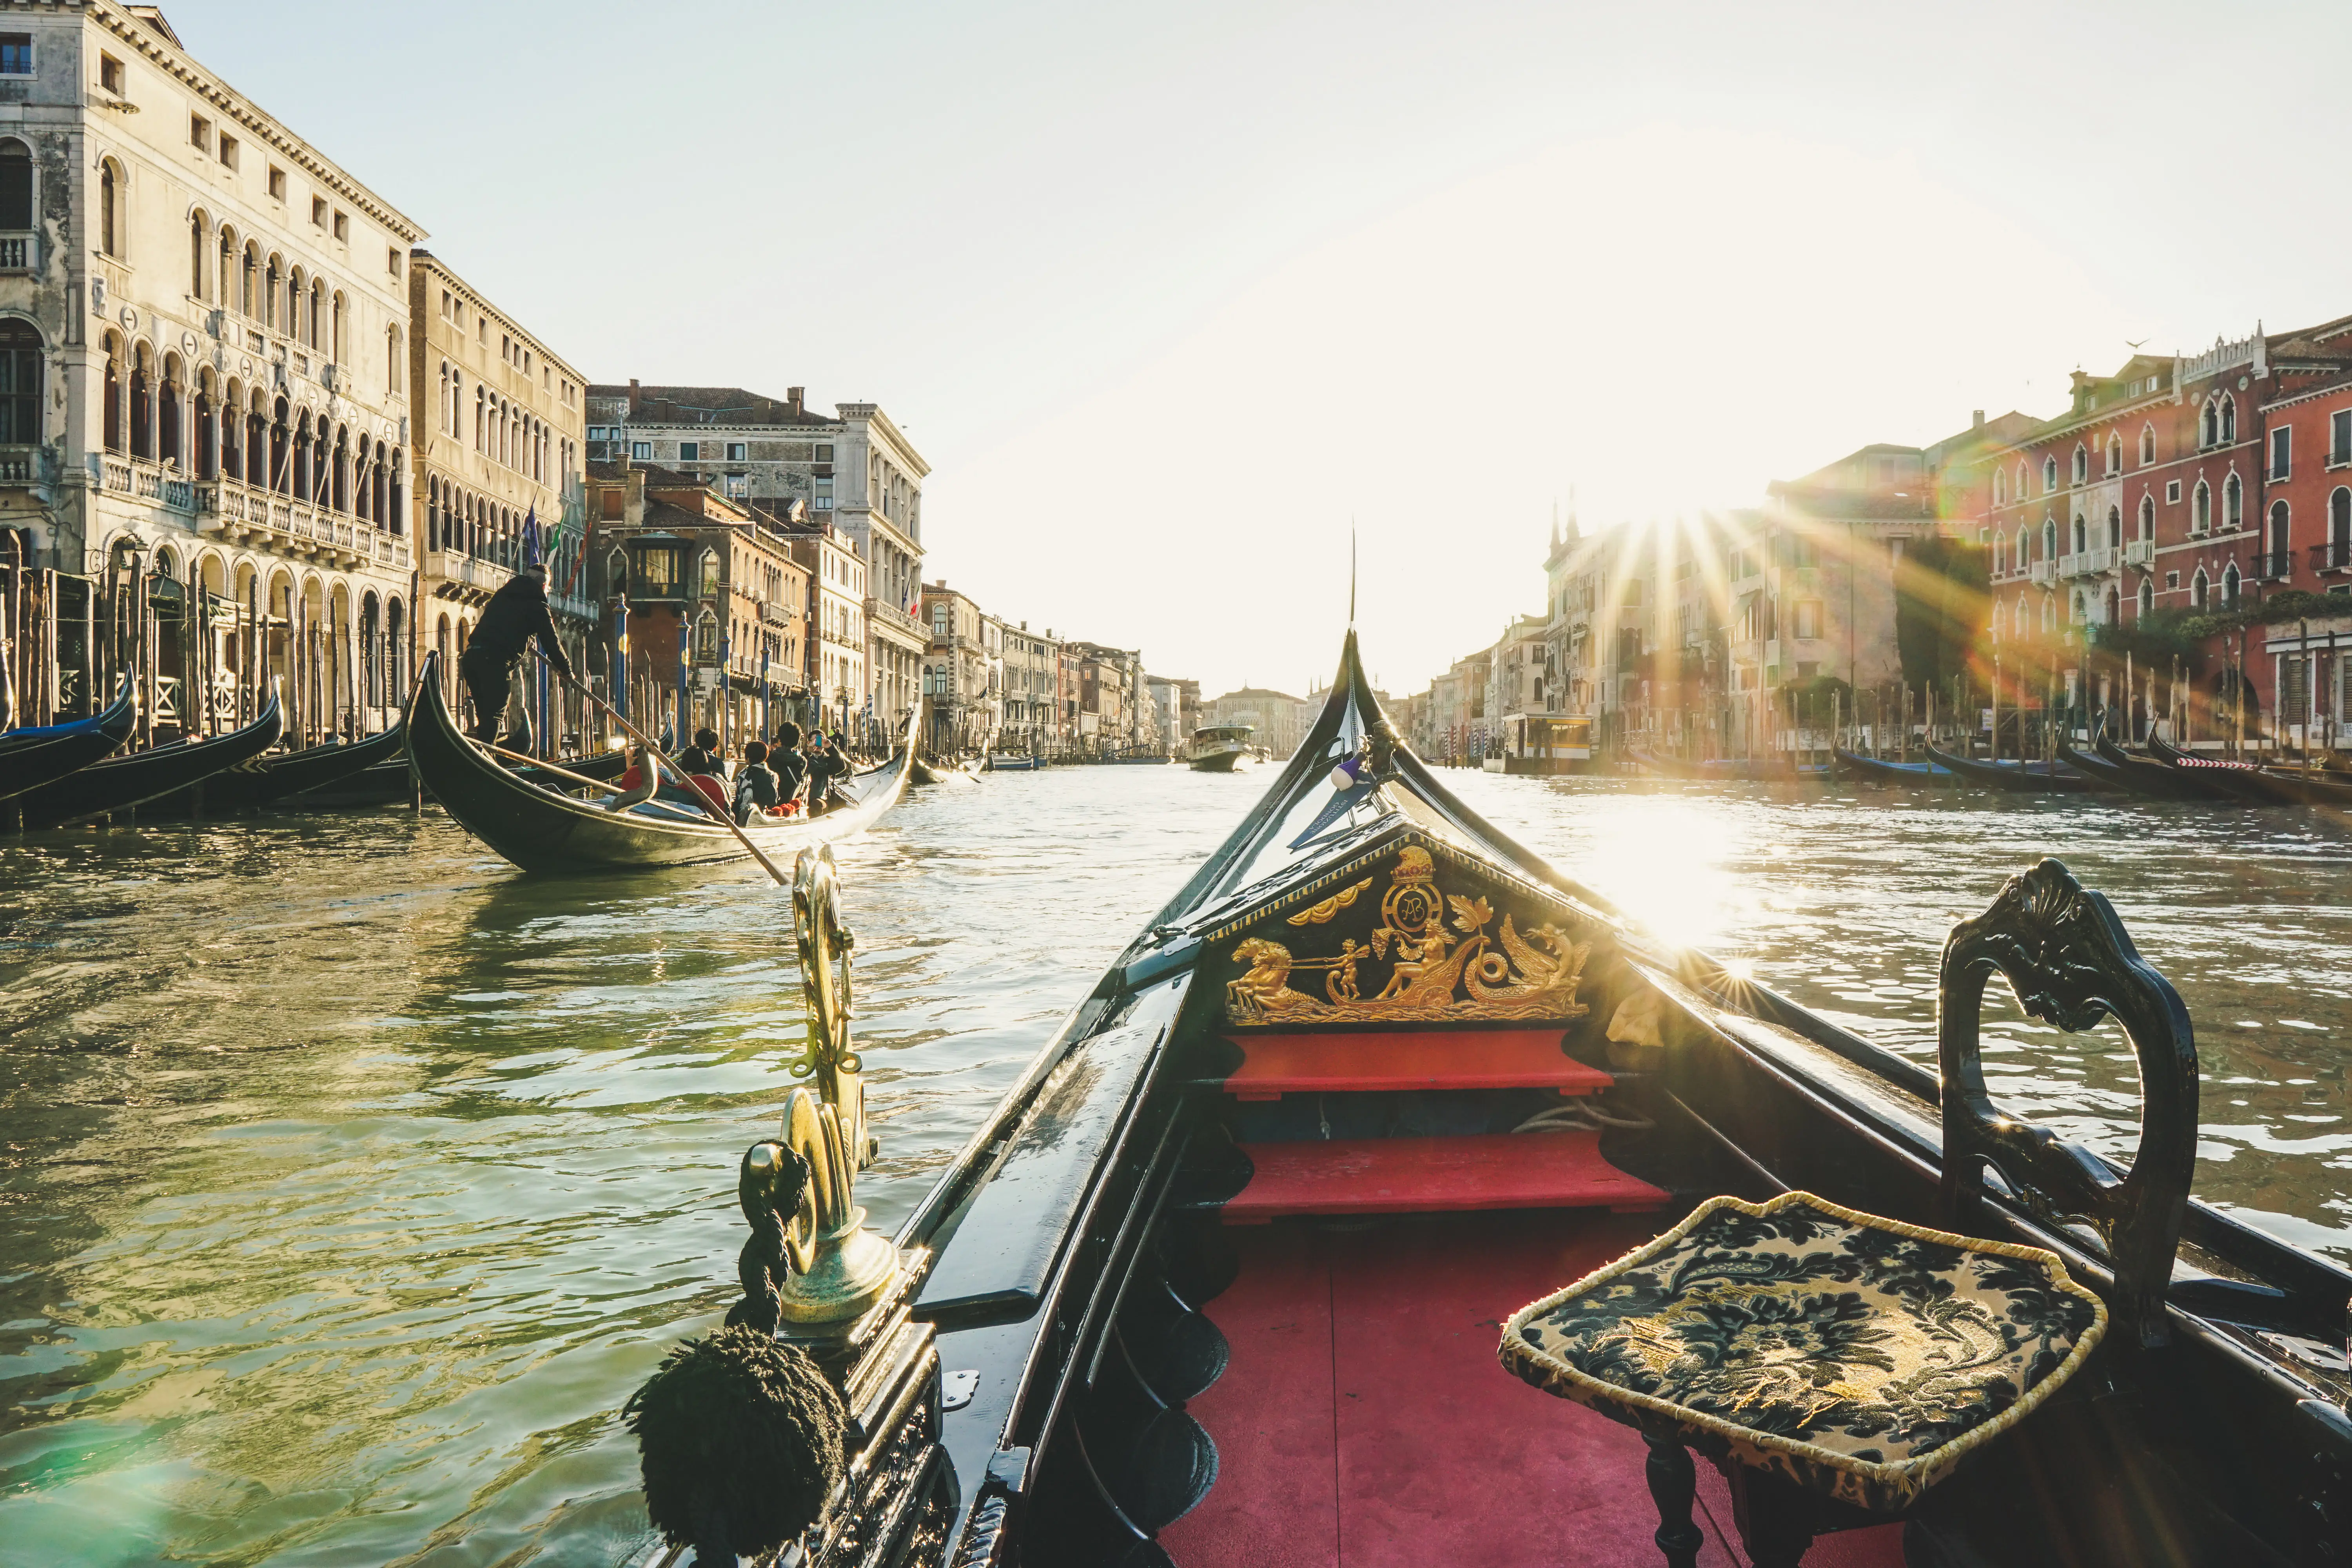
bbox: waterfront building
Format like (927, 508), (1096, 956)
(583, 381), (926, 741)
(920, 579), (993, 753)
(1204, 685), (1304, 760)
(408, 250), (589, 711)
(998, 621), (1058, 754)
(784, 519), (866, 743)
(0, 1), (423, 744)
(583, 459), (810, 746)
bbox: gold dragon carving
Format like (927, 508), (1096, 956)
(1225, 845), (1592, 1025)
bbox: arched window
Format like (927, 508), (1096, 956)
(2138, 577), (2153, 618)
(2192, 568), (2209, 609)
(0, 140), (30, 232)
(2043, 456), (2058, 494)
(2225, 471), (2242, 530)
(2106, 505), (2121, 549)
(2138, 494), (2154, 540)
(2140, 424), (2156, 465)
(0, 318), (40, 443)
(188, 210), (206, 296)
(2193, 480), (2211, 533)
(98, 159), (120, 258)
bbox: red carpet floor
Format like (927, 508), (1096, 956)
(1159, 1210), (1907, 1568)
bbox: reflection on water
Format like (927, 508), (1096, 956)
(0, 763), (2347, 1564)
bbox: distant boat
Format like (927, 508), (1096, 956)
(1185, 723), (1252, 772)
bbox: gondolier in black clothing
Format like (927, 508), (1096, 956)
(459, 563), (572, 743)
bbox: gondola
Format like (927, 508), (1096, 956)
(2086, 735), (2240, 803)
(145, 713), (410, 814)
(0, 673), (136, 803)
(1922, 742), (2096, 795)
(1833, 747), (1957, 786)
(616, 627), (2352, 1568)
(2146, 732), (2352, 807)
(407, 651), (917, 873)
(10, 693), (284, 827)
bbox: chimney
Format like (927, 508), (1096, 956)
(787, 386), (805, 415)
(1972, 409), (1985, 430)
(628, 378), (641, 417)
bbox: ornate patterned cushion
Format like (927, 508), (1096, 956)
(1498, 1191), (2107, 1512)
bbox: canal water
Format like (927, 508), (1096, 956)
(2, 762), (2348, 1565)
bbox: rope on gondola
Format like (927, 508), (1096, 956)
(624, 1139), (847, 1566)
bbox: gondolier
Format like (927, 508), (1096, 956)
(459, 563), (571, 744)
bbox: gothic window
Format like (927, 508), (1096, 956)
(0, 318), (39, 443)
(98, 159), (120, 257)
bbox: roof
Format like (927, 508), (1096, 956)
(585, 384), (838, 428)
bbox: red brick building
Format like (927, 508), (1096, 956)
(1967, 325), (2350, 739)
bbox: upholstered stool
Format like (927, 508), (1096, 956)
(1499, 858), (2200, 1566)
(1501, 1191), (2106, 1558)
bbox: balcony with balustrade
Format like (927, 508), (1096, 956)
(195, 476), (409, 573)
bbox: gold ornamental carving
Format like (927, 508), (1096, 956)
(1224, 845), (1592, 1025)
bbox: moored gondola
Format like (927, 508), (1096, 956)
(145, 712), (411, 814)
(11, 693), (284, 827)
(0, 673), (136, 804)
(2092, 733), (2242, 803)
(2146, 731), (2352, 806)
(1834, 747), (1958, 786)
(407, 651), (917, 873)
(1924, 742), (2096, 794)
(617, 628), (2352, 1568)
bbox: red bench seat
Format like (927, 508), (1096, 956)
(1223, 1029), (1613, 1101)
(1224, 1132), (1668, 1224)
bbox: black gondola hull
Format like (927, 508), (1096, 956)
(12, 695), (284, 826)
(407, 652), (916, 873)
(0, 675), (137, 804)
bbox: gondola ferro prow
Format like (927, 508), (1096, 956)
(1937, 856), (2199, 1352)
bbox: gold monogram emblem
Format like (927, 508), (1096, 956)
(1224, 845), (1591, 1026)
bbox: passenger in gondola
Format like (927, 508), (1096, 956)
(733, 741), (804, 824)
(459, 561), (572, 744)
(769, 724), (809, 802)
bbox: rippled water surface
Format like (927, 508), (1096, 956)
(2, 762), (2349, 1565)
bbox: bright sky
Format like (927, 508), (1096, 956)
(171, 0), (2352, 697)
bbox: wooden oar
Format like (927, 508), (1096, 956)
(483, 742), (622, 796)
(529, 652), (791, 887)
